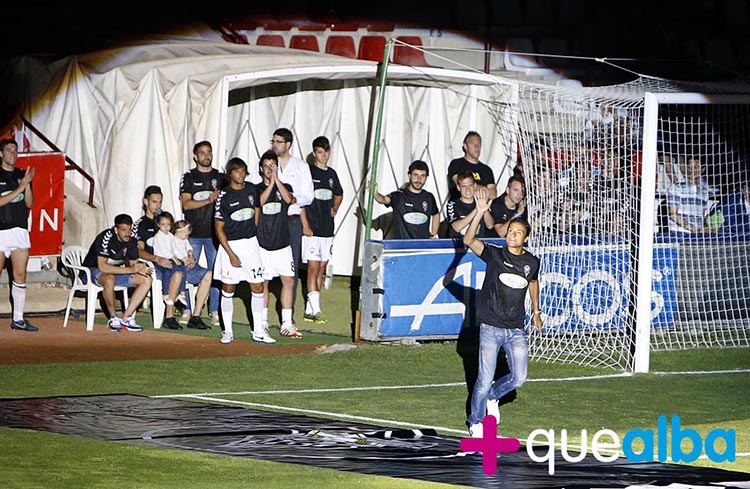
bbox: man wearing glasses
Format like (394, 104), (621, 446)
(269, 128), (314, 324)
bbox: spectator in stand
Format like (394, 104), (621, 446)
(270, 128), (314, 322)
(180, 140), (228, 327)
(257, 150), (300, 340)
(301, 136), (343, 325)
(213, 157), (266, 345)
(447, 131), (497, 201)
(82, 214), (153, 332)
(591, 149), (627, 237)
(490, 176), (528, 238)
(0, 138), (37, 331)
(722, 181), (750, 235)
(373, 160), (440, 239)
(667, 157), (719, 234)
(446, 171), (494, 239)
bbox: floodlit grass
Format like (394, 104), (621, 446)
(2, 276), (749, 487)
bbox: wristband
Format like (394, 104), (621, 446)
(533, 311), (542, 316)
(515, 212), (523, 219)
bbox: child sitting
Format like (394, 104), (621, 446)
(152, 212), (186, 329)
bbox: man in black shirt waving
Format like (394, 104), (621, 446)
(373, 160), (439, 239)
(464, 188), (542, 438)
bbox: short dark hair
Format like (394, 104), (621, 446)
(408, 160), (429, 176)
(508, 217), (531, 237)
(312, 135), (330, 151)
(0, 139), (18, 152)
(463, 131), (481, 145)
(225, 157), (247, 174)
(273, 128), (293, 144)
(143, 185), (162, 199)
(156, 211), (174, 228)
(456, 170), (476, 183)
(507, 175), (525, 189)
(193, 140), (212, 154)
(114, 214), (133, 226)
(259, 150), (278, 168)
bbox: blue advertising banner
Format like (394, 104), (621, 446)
(378, 243), (678, 337)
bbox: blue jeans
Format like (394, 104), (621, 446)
(467, 323), (529, 425)
(189, 237), (219, 315)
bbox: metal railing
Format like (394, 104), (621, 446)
(21, 116), (96, 208)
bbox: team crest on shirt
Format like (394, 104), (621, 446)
(422, 201), (428, 212)
(211, 178), (218, 190)
(276, 190), (282, 201)
(524, 264), (531, 277)
(248, 194), (254, 206)
(328, 177), (334, 188)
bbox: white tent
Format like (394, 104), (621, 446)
(23, 38), (517, 275)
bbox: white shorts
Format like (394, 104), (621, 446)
(0, 228), (30, 258)
(301, 236), (333, 264)
(259, 245), (295, 280)
(214, 237), (264, 284)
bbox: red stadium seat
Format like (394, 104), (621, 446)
(393, 36), (428, 66)
(290, 34), (320, 52)
(325, 36), (357, 58)
(257, 34), (285, 48)
(358, 35), (387, 62)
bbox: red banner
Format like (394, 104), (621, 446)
(15, 152), (66, 256)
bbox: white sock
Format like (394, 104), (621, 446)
(262, 307), (268, 324)
(221, 291), (234, 335)
(11, 282), (26, 322)
(281, 308), (293, 327)
(305, 295), (313, 315)
(308, 291), (321, 314)
(251, 292), (264, 336)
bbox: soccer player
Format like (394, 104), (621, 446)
(0, 138), (37, 331)
(301, 136), (343, 324)
(257, 150), (300, 339)
(373, 160), (440, 239)
(446, 171), (494, 239)
(82, 214), (153, 331)
(464, 188), (543, 438)
(213, 157), (269, 344)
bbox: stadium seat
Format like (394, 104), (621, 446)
(358, 35), (387, 62)
(325, 36), (357, 58)
(290, 34), (320, 52)
(393, 36), (428, 67)
(257, 34), (285, 48)
(61, 245), (129, 332)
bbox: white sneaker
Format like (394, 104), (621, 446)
(252, 332), (277, 344)
(211, 312), (220, 326)
(468, 423), (483, 438)
(280, 323), (303, 338)
(220, 331), (233, 344)
(486, 398), (500, 422)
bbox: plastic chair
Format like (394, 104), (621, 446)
(393, 36), (428, 66)
(325, 35), (356, 58)
(289, 34), (320, 52)
(358, 35), (387, 61)
(147, 261), (197, 330)
(61, 245), (129, 332)
(257, 34), (285, 48)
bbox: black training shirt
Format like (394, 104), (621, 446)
(386, 188), (438, 239)
(214, 183), (258, 241)
(82, 227), (139, 269)
(0, 167), (30, 230)
(257, 181), (293, 251)
(180, 168), (229, 239)
(307, 165), (343, 237)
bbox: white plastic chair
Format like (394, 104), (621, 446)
(61, 245), (129, 332)
(147, 260), (196, 329)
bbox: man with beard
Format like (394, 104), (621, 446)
(490, 176), (528, 238)
(373, 160), (440, 239)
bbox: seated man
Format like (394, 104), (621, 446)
(82, 214), (153, 331)
(667, 157), (718, 234)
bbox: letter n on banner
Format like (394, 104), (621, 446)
(16, 152), (65, 256)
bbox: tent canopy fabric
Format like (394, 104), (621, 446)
(22, 38), (517, 275)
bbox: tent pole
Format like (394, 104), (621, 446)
(364, 39), (393, 242)
(356, 38), (392, 343)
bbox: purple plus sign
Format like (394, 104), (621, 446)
(460, 415), (521, 475)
